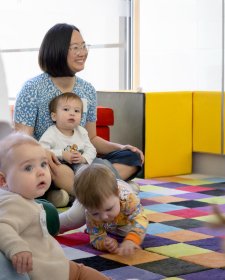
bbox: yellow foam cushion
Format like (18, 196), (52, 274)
(144, 92), (192, 178)
(193, 91), (221, 154)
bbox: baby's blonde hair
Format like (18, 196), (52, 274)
(0, 131), (40, 172)
(74, 163), (118, 209)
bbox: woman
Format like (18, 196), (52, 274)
(14, 23), (144, 207)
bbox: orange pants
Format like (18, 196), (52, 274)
(69, 261), (110, 280)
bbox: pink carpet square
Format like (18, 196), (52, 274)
(175, 186), (214, 192)
(55, 232), (90, 247)
(166, 208), (210, 218)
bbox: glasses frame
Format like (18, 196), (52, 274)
(69, 43), (91, 55)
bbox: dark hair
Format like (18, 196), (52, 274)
(38, 23), (80, 77)
(74, 164), (118, 209)
(49, 92), (83, 113)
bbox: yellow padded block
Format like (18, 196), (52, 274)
(193, 91), (221, 154)
(224, 97), (225, 154)
(144, 92), (192, 178)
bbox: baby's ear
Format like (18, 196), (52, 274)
(51, 112), (56, 122)
(0, 172), (6, 187)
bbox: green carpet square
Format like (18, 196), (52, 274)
(146, 243), (211, 258)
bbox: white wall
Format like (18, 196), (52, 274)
(0, 52), (10, 122)
(139, 0), (222, 92)
(0, 52), (13, 138)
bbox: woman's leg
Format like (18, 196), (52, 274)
(93, 158), (121, 178)
(45, 162), (75, 207)
(0, 251), (30, 280)
(97, 149), (142, 181)
(50, 162), (75, 195)
(59, 199), (86, 233)
(112, 163), (137, 181)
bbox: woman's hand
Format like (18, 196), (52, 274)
(45, 150), (61, 165)
(86, 121), (145, 163)
(45, 149), (61, 178)
(121, 144), (144, 163)
(11, 251), (33, 274)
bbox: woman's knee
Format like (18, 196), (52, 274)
(112, 163), (137, 180)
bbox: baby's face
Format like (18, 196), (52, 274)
(52, 98), (82, 132)
(87, 195), (120, 223)
(5, 143), (51, 199)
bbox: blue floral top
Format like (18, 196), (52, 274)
(14, 73), (97, 140)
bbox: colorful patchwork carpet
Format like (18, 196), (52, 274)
(56, 174), (225, 279)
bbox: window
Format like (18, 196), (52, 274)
(139, 0), (222, 91)
(0, 0), (131, 100)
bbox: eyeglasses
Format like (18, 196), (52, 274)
(69, 43), (90, 55)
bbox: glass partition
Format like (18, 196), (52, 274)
(139, 0), (224, 154)
(139, 0), (222, 92)
(0, 0), (131, 100)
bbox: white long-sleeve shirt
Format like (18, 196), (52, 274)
(39, 125), (96, 164)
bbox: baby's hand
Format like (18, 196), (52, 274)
(62, 150), (74, 164)
(116, 240), (141, 256)
(72, 152), (86, 164)
(11, 251), (33, 274)
(104, 237), (119, 253)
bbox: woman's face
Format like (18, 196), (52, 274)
(67, 30), (88, 74)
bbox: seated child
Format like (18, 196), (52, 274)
(0, 132), (109, 280)
(39, 92), (96, 207)
(72, 163), (148, 256)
